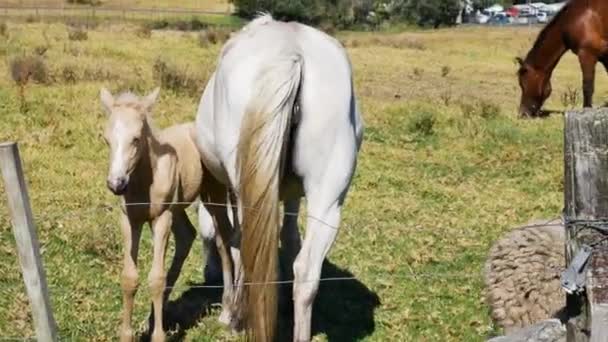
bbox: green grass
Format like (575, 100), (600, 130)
(0, 20), (593, 341)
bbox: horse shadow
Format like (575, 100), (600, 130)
(140, 257), (380, 341)
(277, 259), (381, 342)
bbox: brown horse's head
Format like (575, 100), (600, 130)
(516, 57), (552, 117)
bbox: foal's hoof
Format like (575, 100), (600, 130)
(151, 330), (166, 342)
(119, 330), (135, 342)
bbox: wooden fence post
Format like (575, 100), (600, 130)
(564, 109), (608, 342)
(0, 142), (58, 342)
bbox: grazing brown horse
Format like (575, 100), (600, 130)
(517, 0), (608, 117)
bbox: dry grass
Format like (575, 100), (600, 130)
(0, 21), (594, 341)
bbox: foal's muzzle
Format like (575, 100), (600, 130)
(107, 177), (128, 195)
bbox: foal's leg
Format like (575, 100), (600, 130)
(293, 197), (343, 342)
(149, 211), (172, 342)
(119, 214), (143, 342)
(578, 50), (598, 108)
(164, 209), (196, 302)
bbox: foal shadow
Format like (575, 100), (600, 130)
(138, 282), (223, 341)
(277, 259), (380, 342)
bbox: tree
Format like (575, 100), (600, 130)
(401, 0), (462, 28)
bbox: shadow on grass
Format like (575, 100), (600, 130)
(521, 109), (564, 119)
(277, 259), (381, 342)
(140, 259), (379, 341)
(139, 281), (223, 341)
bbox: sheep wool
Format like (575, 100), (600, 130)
(484, 219), (565, 334)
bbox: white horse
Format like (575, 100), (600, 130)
(194, 14), (364, 341)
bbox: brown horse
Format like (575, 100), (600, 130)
(517, 0), (608, 117)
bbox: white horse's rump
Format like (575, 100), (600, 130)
(194, 14), (363, 342)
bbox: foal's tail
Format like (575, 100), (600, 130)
(237, 52), (302, 341)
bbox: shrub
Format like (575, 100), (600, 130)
(148, 17), (210, 31)
(10, 55), (48, 85)
(440, 89), (452, 106)
(62, 64), (78, 83)
(232, 0), (462, 28)
(0, 22), (7, 37)
(479, 100), (501, 119)
(441, 65), (451, 78)
(9, 54), (49, 112)
(34, 45), (48, 56)
(153, 57), (203, 97)
(396, 0), (462, 28)
(66, 0), (102, 5)
(561, 86), (580, 109)
(199, 28), (231, 47)
(459, 99), (501, 120)
(407, 110), (436, 137)
(135, 25), (152, 39)
(25, 15), (38, 23)
(68, 27), (88, 41)
(65, 17), (99, 29)
(412, 67), (424, 80)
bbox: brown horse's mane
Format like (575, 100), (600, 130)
(525, 1), (571, 61)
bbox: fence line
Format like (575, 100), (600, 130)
(0, 265), (565, 294)
(0, 4), (229, 16)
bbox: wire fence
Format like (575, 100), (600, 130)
(0, 194), (567, 338)
(0, 1), (236, 26)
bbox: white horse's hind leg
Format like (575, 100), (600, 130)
(293, 199), (342, 342)
(198, 203), (222, 284)
(282, 198), (302, 280)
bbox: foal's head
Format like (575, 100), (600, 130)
(516, 57), (552, 117)
(100, 87), (160, 195)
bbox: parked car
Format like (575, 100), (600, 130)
(537, 12), (549, 23)
(488, 15), (510, 25)
(475, 11), (490, 24)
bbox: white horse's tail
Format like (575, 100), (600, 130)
(236, 52), (302, 341)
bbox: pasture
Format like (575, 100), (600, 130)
(0, 18), (605, 341)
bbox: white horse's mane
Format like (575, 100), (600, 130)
(242, 12), (274, 31)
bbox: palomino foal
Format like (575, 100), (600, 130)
(100, 87), (228, 342)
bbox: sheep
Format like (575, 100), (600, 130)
(484, 219), (566, 335)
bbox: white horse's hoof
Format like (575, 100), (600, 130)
(218, 309), (233, 326)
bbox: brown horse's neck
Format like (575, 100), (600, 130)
(525, 13), (568, 77)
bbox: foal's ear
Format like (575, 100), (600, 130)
(142, 87), (161, 112)
(100, 87), (114, 114)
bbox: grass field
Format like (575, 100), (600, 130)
(0, 18), (605, 341)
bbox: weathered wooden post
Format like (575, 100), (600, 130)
(0, 142), (58, 341)
(563, 109), (608, 342)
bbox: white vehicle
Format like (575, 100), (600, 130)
(475, 10), (490, 24)
(537, 12), (549, 23)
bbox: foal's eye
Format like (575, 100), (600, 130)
(132, 138), (140, 145)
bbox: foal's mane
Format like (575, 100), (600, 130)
(114, 91), (143, 108)
(111, 91), (158, 132)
